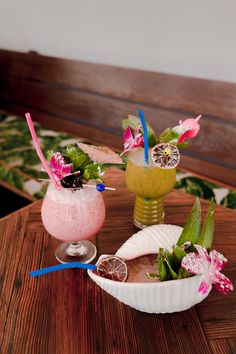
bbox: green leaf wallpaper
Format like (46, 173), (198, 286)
(0, 112), (235, 209)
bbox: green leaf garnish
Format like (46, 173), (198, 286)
(66, 144), (90, 171)
(158, 128), (180, 145)
(46, 149), (54, 161)
(173, 246), (187, 261)
(151, 199), (216, 283)
(165, 255), (178, 280)
(177, 267), (192, 279)
(122, 115), (140, 131)
(83, 163), (105, 182)
(158, 248), (170, 281)
(146, 272), (160, 280)
(177, 197), (201, 246)
(176, 141), (189, 148)
(198, 200), (215, 249)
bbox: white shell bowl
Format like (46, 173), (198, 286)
(88, 225), (211, 314)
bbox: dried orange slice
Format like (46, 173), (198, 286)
(151, 143), (180, 169)
(96, 256), (128, 282)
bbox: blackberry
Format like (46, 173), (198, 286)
(61, 175), (83, 189)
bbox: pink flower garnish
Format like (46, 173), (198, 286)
(50, 152), (73, 181)
(173, 115), (201, 143)
(123, 125), (144, 153)
(181, 244), (233, 295)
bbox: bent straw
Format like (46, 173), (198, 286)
(138, 109), (149, 165)
(30, 262), (97, 277)
(25, 113), (59, 188)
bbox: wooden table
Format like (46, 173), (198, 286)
(0, 169), (235, 354)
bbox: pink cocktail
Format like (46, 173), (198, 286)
(41, 183), (105, 263)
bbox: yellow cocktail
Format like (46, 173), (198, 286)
(125, 148), (176, 228)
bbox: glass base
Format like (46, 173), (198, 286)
(133, 195), (165, 229)
(55, 240), (97, 264)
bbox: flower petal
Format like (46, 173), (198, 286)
(176, 115), (201, 143)
(178, 130), (194, 143)
(198, 279), (212, 295)
(50, 152), (66, 172)
(123, 125), (144, 153)
(124, 126), (133, 145)
(195, 244), (211, 263)
(181, 253), (207, 275)
(50, 152), (72, 180)
(210, 249), (228, 271)
(134, 125), (141, 137)
(133, 134), (144, 148)
(61, 163), (73, 176)
(213, 271), (233, 295)
(52, 170), (64, 181)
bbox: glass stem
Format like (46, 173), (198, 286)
(66, 242), (86, 256)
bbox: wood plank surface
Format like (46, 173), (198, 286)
(1, 49), (236, 187)
(0, 168), (235, 354)
(1, 77), (236, 168)
(1, 104), (236, 189)
(1, 49), (236, 123)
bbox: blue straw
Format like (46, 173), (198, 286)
(138, 109), (149, 164)
(30, 262), (97, 277)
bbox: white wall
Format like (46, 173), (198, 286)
(0, 0), (236, 83)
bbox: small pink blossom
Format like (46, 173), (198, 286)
(174, 115), (201, 143)
(123, 125), (144, 153)
(50, 152), (73, 181)
(181, 244), (233, 296)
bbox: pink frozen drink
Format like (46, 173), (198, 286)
(42, 183), (105, 242)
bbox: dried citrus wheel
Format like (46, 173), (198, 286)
(151, 143), (180, 169)
(96, 256), (128, 282)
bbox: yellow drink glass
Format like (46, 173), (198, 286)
(125, 148), (176, 228)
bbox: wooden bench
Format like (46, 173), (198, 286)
(0, 49), (236, 188)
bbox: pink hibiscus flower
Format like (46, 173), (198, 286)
(181, 244), (233, 296)
(174, 115), (201, 143)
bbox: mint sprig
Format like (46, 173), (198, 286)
(83, 163), (105, 182)
(47, 144), (105, 182)
(66, 144), (90, 172)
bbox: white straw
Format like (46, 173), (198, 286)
(37, 179), (116, 191)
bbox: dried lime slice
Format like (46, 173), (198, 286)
(96, 256), (128, 282)
(151, 143), (180, 169)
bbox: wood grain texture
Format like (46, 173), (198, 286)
(0, 168), (235, 354)
(1, 77), (236, 168)
(1, 103), (236, 189)
(210, 339), (236, 354)
(0, 49), (236, 123)
(1, 50), (236, 187)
